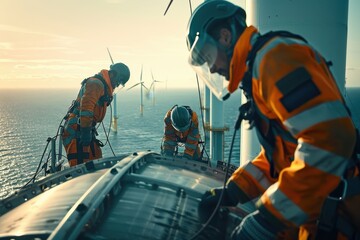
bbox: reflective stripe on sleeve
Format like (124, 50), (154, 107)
(243, 161), (272, 190)
(265, 183), (308, 226)
(283, 101), (349, 136)
(187, 135), (198, 141)
(80, 110), (94, 117)
(163, 140), (177, 146)
(185, 143), (197, 150)
(295, 141), (349, 177)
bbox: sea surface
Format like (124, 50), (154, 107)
(0, 88), (243, 200)
(0, 87), (359, 200)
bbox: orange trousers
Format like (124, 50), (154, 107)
(64, 138), (102, 167)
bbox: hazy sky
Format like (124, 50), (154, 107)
(0, 0), (359, 89)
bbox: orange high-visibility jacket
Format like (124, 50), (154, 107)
(228, 26), (356, 238)
(163, 108), (200, 157)
(63, 70), (113, 146)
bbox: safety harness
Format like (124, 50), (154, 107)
(64, 74), (113, 120)
(63, 74), (109, 163)
(240, 31), (307, 178)
(238, 30), (360, 239)
(162, 105), (207, 161)
(81, 74), (113, 107)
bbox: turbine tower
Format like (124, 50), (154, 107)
(107, 48), (119, 133)
(127, 65), (148, 115)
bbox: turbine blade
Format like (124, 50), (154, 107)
(140, 65), (143, 82)
(142, 83), (149, 90)
(107, 48), (115, 64)
(151, 70), (155, 81)
(127, 82), (141, 90)
(163, 0), (174, 16)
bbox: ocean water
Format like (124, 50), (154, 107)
(1, 87), (359, 200)
(0, 88), (242, 200)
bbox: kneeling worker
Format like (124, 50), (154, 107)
(161, 105), (201, 160)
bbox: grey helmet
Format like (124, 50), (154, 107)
(170, 106), (191, 132)
(185, 0), (246, 101)
(109, 62), (130, 87)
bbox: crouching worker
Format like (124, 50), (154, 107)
(186, 0), (360, 239)
(62, 63), (130, 167)
(161, 105), (201, 160)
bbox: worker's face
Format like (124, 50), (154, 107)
(209, 47), (230, 80)
(190, 28), (232, 80)
(209, 28), (232, 80)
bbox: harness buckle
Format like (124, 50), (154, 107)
(328, 178), (348, 201)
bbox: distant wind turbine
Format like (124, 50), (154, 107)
(147, 70), (162, 106)
(127, 65), (148, 115)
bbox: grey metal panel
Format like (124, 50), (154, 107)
(0, 170), (107, 237)
(81, 178), (224, 240)
(0, 152), (247, 240)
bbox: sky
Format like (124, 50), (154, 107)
(0, 0), (359, 90)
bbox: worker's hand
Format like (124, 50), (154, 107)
(231, 210), (283, 240)
(79, 127), (92, 146)
(198, 186), (238, 223)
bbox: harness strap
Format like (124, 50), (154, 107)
(316, 198), (339, 240)
(237, 31), (308, 176)
(316, 176), (360, 239)
(345, 176), (360, 198)
(92, 74), (113, 106)
(317, 197), (360, 240)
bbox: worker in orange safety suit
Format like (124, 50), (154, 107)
(62, 63), (130, 167)
(161, 105), (202, 160)
(186, 1), (359, 239)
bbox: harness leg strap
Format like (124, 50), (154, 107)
(316, 198), (338, 240)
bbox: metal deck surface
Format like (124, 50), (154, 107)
(0, 152), (251, 240)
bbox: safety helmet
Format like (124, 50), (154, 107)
(109, 62), (130, 88)
(186, 0), (246, 100)
(170, 106), (191, 132)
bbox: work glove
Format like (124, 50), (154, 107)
(198, 184), (239, 223)
(79, 127), (92, 146)
(231, 210), (283, 240)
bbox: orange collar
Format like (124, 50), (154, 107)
(100, 69), (114, 95)
(228, 26), (259, 93)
